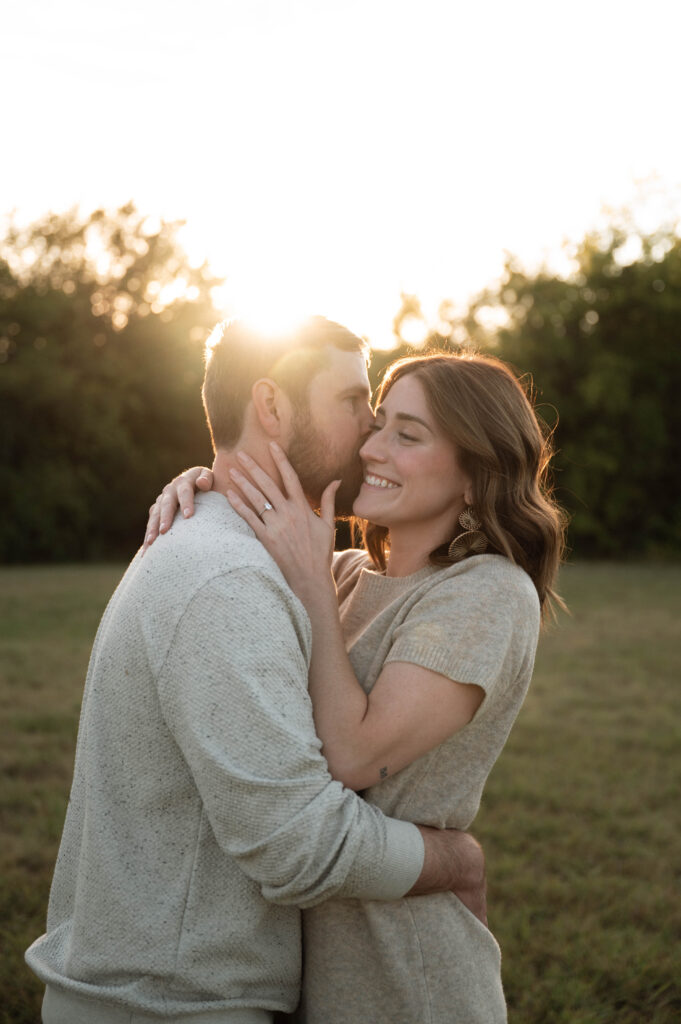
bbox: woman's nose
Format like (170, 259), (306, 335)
(359, 431), (386, 462)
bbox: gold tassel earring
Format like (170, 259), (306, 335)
(448, 507), (488, 562)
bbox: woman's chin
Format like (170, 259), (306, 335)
(352, 497), (390, 528)
(352, 495), (370, 520)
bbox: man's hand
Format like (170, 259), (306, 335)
(408, 827), (487, 926)
(143, 467), (214, 551)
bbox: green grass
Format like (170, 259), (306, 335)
(0, 565), (124, 1024)
(477, 564), (681, 1023)
(1, 563), (680, 1023)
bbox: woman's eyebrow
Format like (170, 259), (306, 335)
(375, 407), (433, 432)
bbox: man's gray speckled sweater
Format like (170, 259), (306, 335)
(26, 493), (423, 1023)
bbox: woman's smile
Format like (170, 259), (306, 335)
(362, 472), (400, 490)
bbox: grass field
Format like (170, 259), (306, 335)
(1, 563), (680, 1023)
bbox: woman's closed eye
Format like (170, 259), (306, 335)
(368, 421), (419, 443)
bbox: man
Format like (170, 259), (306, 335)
(26, 317), (485, 1023)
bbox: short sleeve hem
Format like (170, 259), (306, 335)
(384, 643), (495, 693)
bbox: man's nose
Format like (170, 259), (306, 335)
(359, 406), (375, 441)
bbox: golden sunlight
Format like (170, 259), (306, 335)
(211, 280), (312, 338)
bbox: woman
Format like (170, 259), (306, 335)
(150, 351), (565, 1023)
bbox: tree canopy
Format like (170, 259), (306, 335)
(0, 205), (219, 561)
(2, 203), (679, 561)
(388, 220), (681, 558)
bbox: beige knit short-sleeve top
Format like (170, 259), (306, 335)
(332, 549), (541, 829)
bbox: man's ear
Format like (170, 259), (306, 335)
(251, 378), (292, 438)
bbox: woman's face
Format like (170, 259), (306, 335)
(353, 374), (472, 540)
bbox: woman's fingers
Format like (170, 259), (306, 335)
(196, 469), (214, 491)
(171, 466), (212, 523)
(143, 498), (163, 551)
(229, 467), (277, 519)
(158, 466), (212, 531)
(143, 466), (212, 551)
(175, 479), (201, 520)
(226, 489), (266, 538)
(235, 451), (286, 508)
(159, 487), (180, 533)
(268, 442), (307, 503)
(320, 480), (340, 529)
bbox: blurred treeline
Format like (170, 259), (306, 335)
(1, 203), (680, 562)
(1, 206), (218, 561)
(379, 218), (681, 560)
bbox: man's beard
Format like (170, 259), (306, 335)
(286, 409), (364, 516)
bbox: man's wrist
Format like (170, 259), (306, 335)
(408, 826), (485, 897)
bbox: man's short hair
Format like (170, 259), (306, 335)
(202, 316), (370, 451)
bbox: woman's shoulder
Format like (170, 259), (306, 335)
(429, 554), (540, 615)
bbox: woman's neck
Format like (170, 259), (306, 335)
(383, 527), (437, 578)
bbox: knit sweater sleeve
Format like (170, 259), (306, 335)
(157, 568), (423, 908)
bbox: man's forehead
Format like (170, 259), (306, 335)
(313, 347), (371, 394)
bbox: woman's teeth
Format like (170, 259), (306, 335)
(364, 474), (399, 489)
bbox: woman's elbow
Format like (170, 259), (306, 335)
(324, 750), (379, 792)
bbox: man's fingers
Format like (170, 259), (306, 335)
(197, 470), (213, 491)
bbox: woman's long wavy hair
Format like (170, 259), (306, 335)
(359, 352), (568, 618)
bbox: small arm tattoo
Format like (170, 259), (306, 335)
(379, 766), (388, 780)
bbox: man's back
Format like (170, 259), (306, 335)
(27, 493), (316, 1015)
(28, 493), (424, 1020)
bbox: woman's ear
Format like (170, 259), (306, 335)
(251, 378), (293, 439)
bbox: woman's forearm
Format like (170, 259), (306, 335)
(299, 577), (372, 789)
(302, 574), (486, 792)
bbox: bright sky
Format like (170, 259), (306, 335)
(4, 0), (681, 347)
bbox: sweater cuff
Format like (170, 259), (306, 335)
(356, 819), (425, 901)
